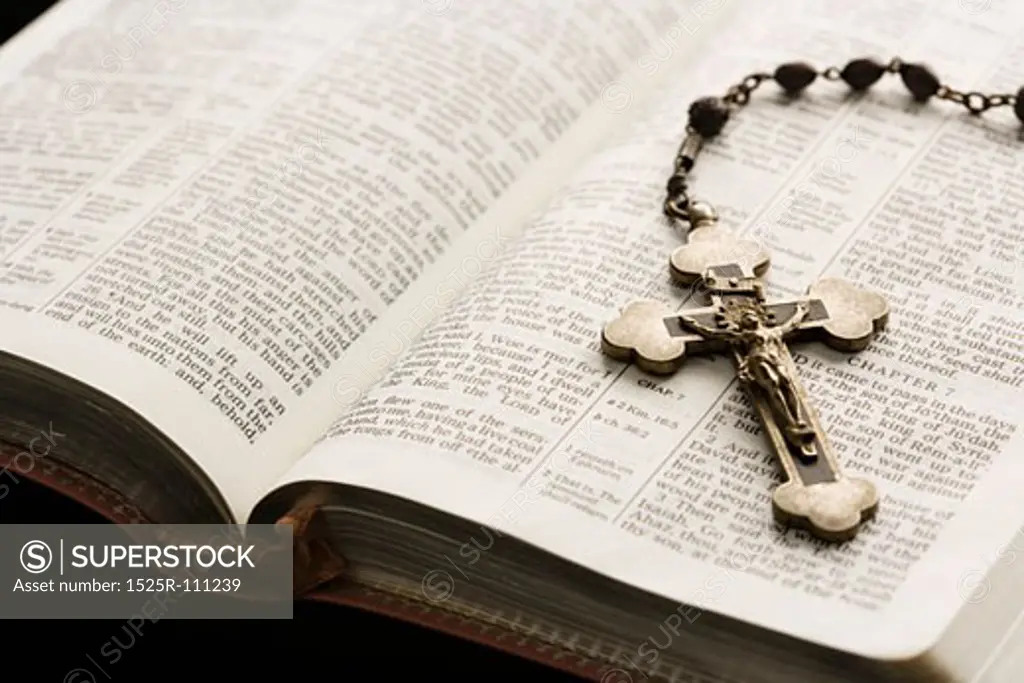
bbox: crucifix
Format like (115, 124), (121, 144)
(602, 204), (889, 542)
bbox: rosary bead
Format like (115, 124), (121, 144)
(688, 97), (730, 138)
(686, 200), (718, 226)
(1014, 87), (1024, 124)
(899, 63), (941, 101)
(840, 58), (885, 91)
(774, 62), (817, 94)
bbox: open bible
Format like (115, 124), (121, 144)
(2, 0), (1023, 680)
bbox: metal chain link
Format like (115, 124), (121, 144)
(722, 72), (772, 108)
(936, 86), (1018, 115)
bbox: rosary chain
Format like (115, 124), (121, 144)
(664, 56), (1023, 225)
(722, 72), (773, 107)
(935, 87), (1017, 115)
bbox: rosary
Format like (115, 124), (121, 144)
(601, 58), (1024, 543)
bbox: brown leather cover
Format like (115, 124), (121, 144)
(0, 442), (147, 524)
(0, 442), (624, 682)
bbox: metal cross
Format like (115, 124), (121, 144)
(602, 211), (889, 542)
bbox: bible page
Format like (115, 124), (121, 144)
(274, 0), (1024, 662)
(0, 0), (693, 518)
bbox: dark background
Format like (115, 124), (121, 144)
(0, 4), (578, 679)
(2, 4), (47, 44)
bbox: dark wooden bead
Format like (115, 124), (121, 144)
(899, 63), (941, 101)
(1014, 87), (1024, 124)
(840, 58), (885, 91)
(667, 174), (688, 196)
(774, 62), (817, 94)
(688, 97), (730, 138)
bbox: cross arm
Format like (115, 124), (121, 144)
(601, 299), (722, 375)
(773, 299), (811, 335)
(784, 279), (890, 352)
(662, 305), (735, 355)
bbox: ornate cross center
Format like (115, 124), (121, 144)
(602, 213), (888, 542)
